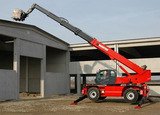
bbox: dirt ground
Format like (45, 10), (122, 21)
(0, 95), (160, 115)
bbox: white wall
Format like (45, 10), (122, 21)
(70, 60), (116, 74)
(149, 86), (160, 96)
(69, 58), (160, 74)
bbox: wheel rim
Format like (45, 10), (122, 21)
(89, 91), (97, 99)
(126, 92), (135, 100)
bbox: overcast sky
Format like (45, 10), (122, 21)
(1, 0), (160, 44)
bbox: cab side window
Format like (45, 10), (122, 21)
(99, 71), (108, 79)
(110, 71), (116, 77)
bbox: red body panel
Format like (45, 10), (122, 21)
(115, 70), (151, 84)
(82, 84), (150, 98)
(103, 86), (125, 97)
(82, 85), (126, 97)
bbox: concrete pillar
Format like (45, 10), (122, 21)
(77, 74), (81, 95)
(114, 44), (122, 77)
(65, 51), (70, 94)
(25, 57), (29, 92)
(114, 44), (118, 70)
(13, 38), (20, 100)
(41, 45), (46, 97)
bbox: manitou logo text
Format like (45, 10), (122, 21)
(99, 44), (109, 51)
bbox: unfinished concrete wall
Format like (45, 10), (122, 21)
(0, 70), (17, 100)
(46, 47), (66, 73)
(20, 56), (41, 93)
(0, 35), (13, 70)
(20, 56), (27, 92)
(19, 39), (42, 94)
(45, 46), (70, 96)
(20, 40), (43, 59)
(0, 21), (68, 51)
(0, 51), (13, 70)
(20, 40), (43, 58)
(28, 57), (41, 93)
(45, 73), (70, 96)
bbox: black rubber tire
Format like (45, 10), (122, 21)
(124, 88), (139, 103)
(137, 95), (143, 102)
(88, 87), (100, 101)
(99, 97), (106, 100)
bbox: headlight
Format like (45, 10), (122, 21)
(101, 90), (105, 93)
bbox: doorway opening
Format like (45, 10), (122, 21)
(70, 75), (77, 94)
(20, 56), (41, 98)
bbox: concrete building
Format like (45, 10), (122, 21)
(0, 19), (70, 100)
(69, 37), (160, 96)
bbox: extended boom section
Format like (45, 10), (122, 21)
(13, 4), (93, 43)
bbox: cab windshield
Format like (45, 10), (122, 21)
(96, 70), (117, 85)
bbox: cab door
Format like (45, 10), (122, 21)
(95, 70), (117, 85)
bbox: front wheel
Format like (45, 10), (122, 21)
(87, 87), (100, 101)
(124, 88), (139, 103)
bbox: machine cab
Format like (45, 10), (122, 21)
(95, 69), (117, 85)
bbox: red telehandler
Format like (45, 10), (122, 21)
(12, 4), (154, 108)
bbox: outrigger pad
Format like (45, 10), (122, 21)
(148, 98), (155, 103)
(70, 95), (87, 105)
(150, 100), (155, 103)
(135, 106), (142, 109)
(70, 102), (77, 105)
(134, 97), (155, 109)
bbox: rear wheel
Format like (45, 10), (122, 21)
(88, 87), (100, 101)
(124, 88), (139, 103)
